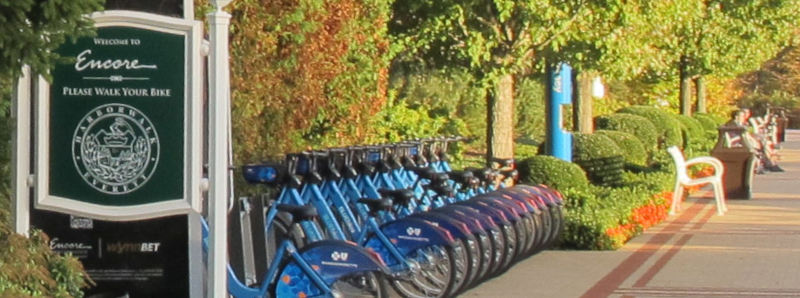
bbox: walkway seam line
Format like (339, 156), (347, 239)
(580, 199), (709, 298)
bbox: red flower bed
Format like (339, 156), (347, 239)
(604, 191), (673, 247)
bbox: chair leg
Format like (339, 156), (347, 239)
(670, 183), (683, 215)
(712, 181), (725, 215)
(715, 182), (728, 212)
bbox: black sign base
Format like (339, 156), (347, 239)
(31, 208), (189, 298)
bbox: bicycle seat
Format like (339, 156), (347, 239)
(276, 204), (318, 221)
(470, 167), (496, 182)
(378, 188), (415, 206)
(357, 198), (393, 213)
(357, 162), (375, 175)
(500, 169), (519, 181)
(428, 184), (454, 197)
(410, 167), (448, 182)
(448, 170), (474, 185)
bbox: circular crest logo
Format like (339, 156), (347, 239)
(72, 104), (159, 195)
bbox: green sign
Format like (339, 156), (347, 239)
(48, 26), (185, 207)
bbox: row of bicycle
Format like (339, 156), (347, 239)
(204, 137), (565, 297)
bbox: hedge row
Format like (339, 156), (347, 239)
(518, 105), (722, 250)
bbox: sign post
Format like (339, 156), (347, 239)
(207, 0), (233, 296)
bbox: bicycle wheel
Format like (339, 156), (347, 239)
(389, 244), (457, 298)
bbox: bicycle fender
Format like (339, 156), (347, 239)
(517, 184), (564, 205)
(276, 240), (387, 297)
(408, 212), (473, 239)
(439, 205), (499, 230)
(495, 188), (542, 213)
(429, 208), (487, 235)
(369, 217), (455, 259)
(472, 196), (523, 220)
(456, 200), (511, 225)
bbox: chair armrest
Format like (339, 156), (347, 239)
(686, 156), (725, 176)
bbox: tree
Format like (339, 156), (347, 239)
(0, 0), (103, 82)
(0, 1), (102, 296)
(390, 0), (635, 159)
(225, 0), (392, 163)
(638, 0), (799, 115)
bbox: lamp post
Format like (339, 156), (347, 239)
(207, 0), (232, 296)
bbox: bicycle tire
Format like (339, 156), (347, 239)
(388, 244), (458, 298)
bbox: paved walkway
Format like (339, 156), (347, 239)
(463, 129), (800, 297)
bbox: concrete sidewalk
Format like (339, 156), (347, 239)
(463, 130), (800, 298)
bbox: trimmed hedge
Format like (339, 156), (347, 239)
(672, 114), (711, 156)
(518, 155), (589, 191)
(617, 105), (683, 149)
(594, 113), (659, 155)
(572, 133), (625, 186)
(595, 130), (648, 167)
(560, 170), (674, 250)
(692, 113), (725, 132)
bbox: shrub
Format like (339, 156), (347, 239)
(594, 113), (659, 155)
(617, 105), (683, 149)
(0, 118), (89, 297)
(693, 113), (725, 150)
(572, 133), (626, 186)
(672, 114), (713, 156)
(0, 226), (89, 297)
(693, 113), (725, 131)
(595, 130), (648, 167)
(514, 141), (540, 160)
(518, 155), (589, 191)
(559, 171), (674, 250)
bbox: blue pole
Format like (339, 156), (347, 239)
(547, 63), (573, 162)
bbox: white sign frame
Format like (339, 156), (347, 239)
(34, 10), (204, 221)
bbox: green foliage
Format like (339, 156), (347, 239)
(595, 130), (648, 167)
(594, 113), (660, 155)
(0, 0), (104, 81)
(517, 155), (588, 192)
(559, 169), (673, 250)
(0, 1), (100, 295)
(514, 77), (547, 141)
(388, 67), (486, 143)
(617, 105), (683, 149)
(513, 142), (539, 160)
(672, 114), (712, 156)
(621, 168), (676, 193)
(0, 228), (89, 297)
(0, 119), (88, 298)
(572, 133), (625, 187)
(390, 0), (632, 77)
(737, 91), (800, 117)
(693, 112), (725, 131)
(367, 99), (454, 142)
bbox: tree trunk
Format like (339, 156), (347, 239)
(679, 57), (692, 116)
(486, 73), (515, 160)
(695, 75), (706, 113)
(573, 71), (594, 134)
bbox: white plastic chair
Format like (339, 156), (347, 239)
(667, 146), (727, 216)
